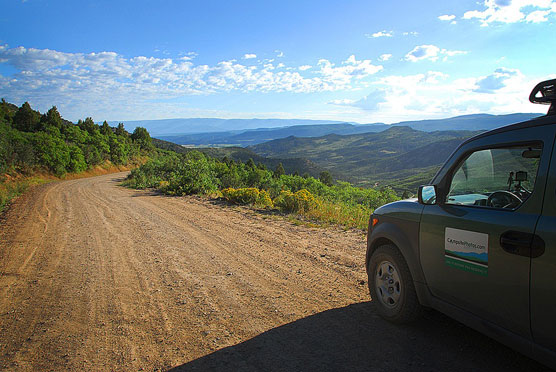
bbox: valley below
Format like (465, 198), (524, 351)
(0, 173), (544, 371)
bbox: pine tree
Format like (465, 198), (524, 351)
(101, 121), (112, 136)
(246, 158), (256, 169)
(79, 117), (97, 135)
(115, 123), (127, 137)
(257, 162), (267, 170)
(39, 106), (63, 131)
(13, 102), (40, 132)
(274, 162), (285, 178)
(319, 171), (333, 186)
(130, 127), (153, 150)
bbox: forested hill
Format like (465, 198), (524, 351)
(152, 137), (327, 178)
(0, 100), (154, 177)
(250, 126), (481, 190)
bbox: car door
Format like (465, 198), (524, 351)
(419, 124), (555, 339)
(530, 126), (556, 354)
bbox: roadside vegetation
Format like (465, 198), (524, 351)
(0, 99), (153, 213)
(123, 152), (399, 230)
(1, 98), (400, 228)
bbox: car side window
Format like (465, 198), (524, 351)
(446, 145), (542, 209)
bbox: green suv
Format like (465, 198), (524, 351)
(366, 79), (556, 368)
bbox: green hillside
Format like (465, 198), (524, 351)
(250, 126), (481, 192)
(152, 138), (326, 178)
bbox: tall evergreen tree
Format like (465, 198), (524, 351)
(246, 158), (256, 169)
(115, 123), (127, 136)
(274, 162), (285, 178)
(257, 162), (267, 170)
(319, 171), (333, 186)
(130, 127), (153, 150)
(79, 117), (97, 135)
(13, 102), (40, 132)
(101, 121), (112, 136)
(40, 106), (63, 130)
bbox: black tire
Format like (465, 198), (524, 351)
(368, 244), (423, 323)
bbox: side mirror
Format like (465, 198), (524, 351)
(418, 185), (437, 205)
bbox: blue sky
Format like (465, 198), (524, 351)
(1, 0), (555, 124)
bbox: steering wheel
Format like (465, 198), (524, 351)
(487, 190), (522, 209)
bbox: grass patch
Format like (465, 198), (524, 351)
(301, 200), (370, 230)
(0, 177), (49, 213)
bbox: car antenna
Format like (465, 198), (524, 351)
(529, 79), (556, 116)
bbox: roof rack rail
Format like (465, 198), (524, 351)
(529, 79), (556, 116)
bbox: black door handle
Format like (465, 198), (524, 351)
(500, 231), (545, 258)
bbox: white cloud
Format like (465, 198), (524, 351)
(378, 54), (392, 61)
(405, 45), (467, 62)
(328, 69), (547, 121)
(526, 9), (552, 22)
(328, 98), (356, 105)
(367, 30), (393, 38)
(405, 45), (439, 62)
(0, 46), (386, 120)
(438, 14), (456, 21)
(329, 89), (388, 111)
(243, 53), (257, 59)
(402, 31), (419, 36)
(463, 0), (556, 26)
(317, 55), (383, 87)
(473, 67), (519, 93)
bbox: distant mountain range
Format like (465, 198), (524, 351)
(112, 118), (347, 135)
(391, 113), (539, 132)
(156, 122), (389, 146)
(154, 113), (540, 147)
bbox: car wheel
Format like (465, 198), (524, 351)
(368, 244), (423, 323)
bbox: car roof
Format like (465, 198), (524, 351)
(461, 113), (556, 147)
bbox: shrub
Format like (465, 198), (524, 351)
(164, 156), (219, 195)
(304, 200), (371, 230)
(274, 189), (320, 213)
(221, 187), (273, 208)
(124, 151), (401, 231)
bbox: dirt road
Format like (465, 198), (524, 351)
(0, 173), (545, 371)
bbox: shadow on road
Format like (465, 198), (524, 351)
(110, 175), (128, 183)
(170, 302), (546, 372)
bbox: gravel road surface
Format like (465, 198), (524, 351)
(0, 173), (546, 371)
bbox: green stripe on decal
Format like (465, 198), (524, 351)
(445, 256), (488, 276)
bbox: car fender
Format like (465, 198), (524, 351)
(367, 217), (432, 307)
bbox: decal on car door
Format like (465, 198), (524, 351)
(445, 227), (489, 276)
